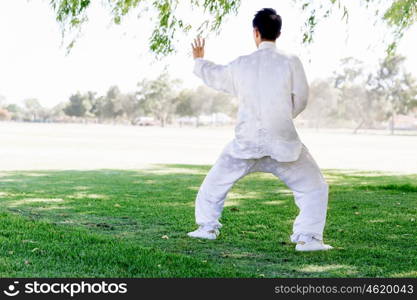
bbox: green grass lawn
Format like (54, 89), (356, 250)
(0, 165), (416, 278)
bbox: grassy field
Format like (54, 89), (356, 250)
(0, 165), (416, 277)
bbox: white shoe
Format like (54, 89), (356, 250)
(187, 227), (219, 240)
(295, 239), (333, 252)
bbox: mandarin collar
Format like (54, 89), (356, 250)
(258, 41), (276, 50)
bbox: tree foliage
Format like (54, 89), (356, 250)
(47, 0), (417, 55)
(175, 85), (236, 126)
(137, 73), (182, 126)
(301, 55), (417, 133)
(24, 98), (44, 121)
(370, 55), (417, 133)
(302, 79), (338, 130)
(333, 57), (378, 132)
(64, 91), (95, 117)
(49, 0), (240, 55)
(295, 0), (417, 54)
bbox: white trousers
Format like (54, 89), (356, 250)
(194, 142), (329, 243)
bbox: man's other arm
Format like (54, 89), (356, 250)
(191, 37), (236, 96)
(193, 59), (236, 95)
(290, 55), (309, 118)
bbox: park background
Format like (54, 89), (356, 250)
(0, 0), (416, 277)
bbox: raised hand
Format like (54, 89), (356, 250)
(191, 37), (205, 59)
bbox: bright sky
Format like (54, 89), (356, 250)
(0, 0), (416, 108)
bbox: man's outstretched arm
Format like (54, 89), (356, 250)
(290, 55), (309, 118)
(191, 37), (236, 95)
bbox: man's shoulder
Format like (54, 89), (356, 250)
(230, 49), (302, 68)
(231, 53), (253, 64)
(275, 49), (301, 61)
(245, 48), (301, 61)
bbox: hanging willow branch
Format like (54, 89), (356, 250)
(48, 0), (417, 56)
(49, 0), (241, 55)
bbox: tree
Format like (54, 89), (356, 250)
(330, 55), (417, 134)
(49, 102), (68, 121)
(6, 104), (25, 121)
(47, 0), (417, 55)
(92, 86), (140, 122)
(23, 98), (43, 121)
(296, 0), (417, 54)
(49, 0), (240, 55)
(175, 88), (204, 126)
(63, 91), (95, 118)
(175, 86), (236, 126)
(333, 58), (371, 133)
(100, 86), (124, 120)
(118, 92), (142, 124)
(137, 73), (181, 127)
(203, 86), (237, 116)
(370, 55), (417, 134)
(302, 79), (338, 130)
(333, 57), (393, 133)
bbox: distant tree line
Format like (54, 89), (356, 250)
(1, 55), (417, 133)
(301, 55), (417, 134)
(0, 73), (237, 127)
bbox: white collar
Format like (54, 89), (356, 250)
(258, 41), (276, 50)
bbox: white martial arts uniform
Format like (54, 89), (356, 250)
(193, 41), (329, 243)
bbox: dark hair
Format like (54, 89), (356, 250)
(252, 8), (282, 41)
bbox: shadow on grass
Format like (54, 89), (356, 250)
(0, 165), (416, 277)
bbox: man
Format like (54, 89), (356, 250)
(188, 8), (332, 251)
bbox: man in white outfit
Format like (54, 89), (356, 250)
(188, 8), (332, 251)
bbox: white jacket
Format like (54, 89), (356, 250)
(193, 41), (309, 162)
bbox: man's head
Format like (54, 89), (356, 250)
(252, 8), (282, 47)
